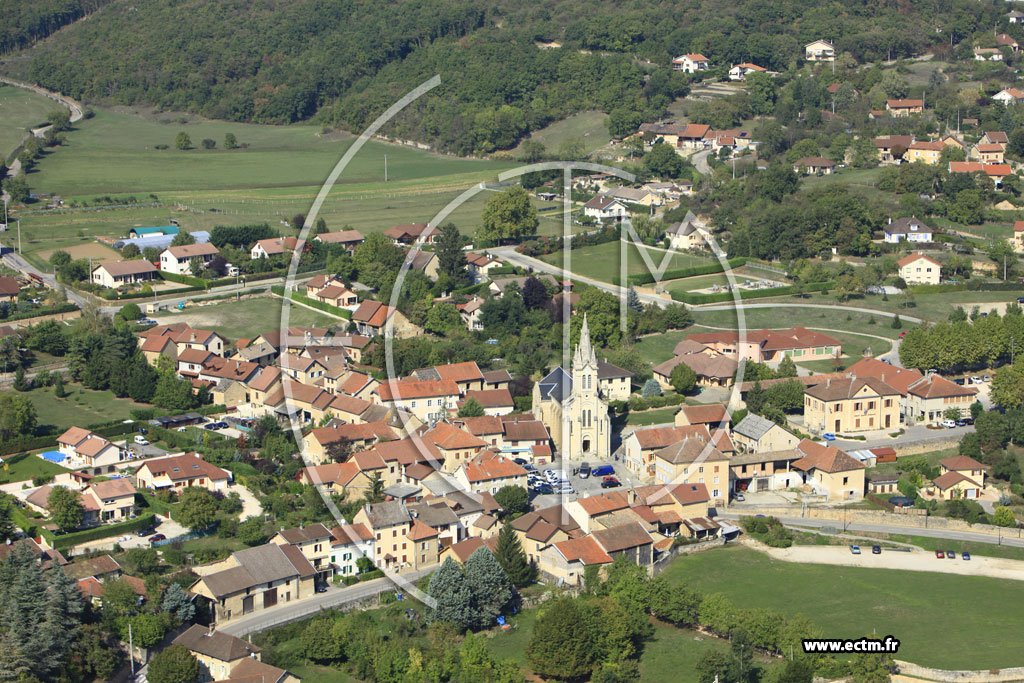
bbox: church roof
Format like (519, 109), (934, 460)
(538, 366), (572, 403)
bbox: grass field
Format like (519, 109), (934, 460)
(2, 382), (151, 431)
(0, 451), (69, 485)
(793, 330), (894, 373)
(0, 85), (55, 160)
(664, 545), (1024, 669)
(801, 167), (883, 190)
(541, 241), (715, 283)
(692, 307), (903, 338)
(151, 295), (341, 341)
(514, 110), (610, 157)
(625, 406), (679, 425)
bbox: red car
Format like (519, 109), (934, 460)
(149, 534), (167, 545)
(899, 331), (906, 338)
(935, 550), (944, 559)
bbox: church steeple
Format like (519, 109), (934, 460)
(573, 313), (598, 369)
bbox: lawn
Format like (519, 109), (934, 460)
(663, 268), (785, 295)
(151, 295), (342, 342)
(663, 544), (1024, 669)
(801, 167), (882, 190)
(541, 241), (715, 284)
(633, 325), (722, 365)
(4, 382), (151, 431)
(639, 622), (781, 683)
(0, 451), (69, 485)
(625, 406), (679, 426)
(793, 331), (894, 374)
(0, 85), (55, 161)
(513, 110), (610, 157)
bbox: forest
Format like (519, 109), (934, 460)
(0, 0), (1001, 152)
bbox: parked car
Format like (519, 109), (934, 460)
(512, 457), (528, 466)
(578, 462), (591, 479)
(941, 419), (957, 428)
(734, 492), (745, 502)
(849, 545), (861, 554)
(983, 375), (991, 382)
(523, 463), (537, 472)
(889, 496), (915, 508)
(136, 527), (155, 537)
(138, 428), (148, 435)
(1018, 297), (1024, 304)
(962, 552), (971, 560)
(601, 477), (621, 488)
(822, 433), (836, 441)
(946, 550), (955, 559)
(533, 483), (553, 495)
(134, 435), (149, 445)
(970, 376), (983, 385)
(953, 378), (966, 385)
(872, 545), (881, 554)
(148, 534), (166, 545)
(592, 465), (614, 477)
(935, 550), (945, 559)
(176, 427), (188, 432)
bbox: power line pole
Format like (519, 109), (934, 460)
(384, 155), (388, 182)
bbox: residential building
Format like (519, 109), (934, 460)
(904, 374), (978, 424)
(269, 523), (334, 580)
(898, 253), (941, 285)
(456, 296), (485, 330)
(938, 455), (986, 489)
(250, 237), (299, 259)
(56, 427), (128, 467)
(383, 223), (438, 245)
(412, 361), (486, 394)
(351, 300), (418, 338)
(873, 135), (915, 163)
(928, 471), (983, 500)
(804, 40), (835, 61)
(135, 452), (232, 492)
(373, 379), (461, 423)
(793, 157), (835, 174)
(678, 327), (841, 363)
(993, 87), (1024, 105)
(653, 352), (737, 389)
(673, 403), (729, 430)
(1009, 10), (1024, 23)
(1013, 221), (1024, 252)
(454, 451), (528, 494)
(510, 505), (582, 564)
(314, 229), (365, 252)
(302, 420), (397, 464)
(353, 501), (416, 572)
(465, 252), (501, 282)
(884, 216), (933, 243)
(582, 194), (629, 221)
(804, 377), (901, 433)
(728, 63), (767, 80)
(223, 658), (300, 683)
(981, 131), (1010, 146)
(972, 143), (1006, 163)
(0, 276), (19, 304)
(91, 260), (159, 288)
(948, 161), (1012, 186)
(189, 544), (317, 624)
(886, 99), (924, 116)
(730, 413), (799, 454)
(297, 461), (373, 501)
(672, 53), (709, 73)
(311, 284), (359, 308)
(329, 522), (375, 577)
(791, 439), (866, 500)
(607, 186), (660, 207)
(665, 221), (708, 250)
(651, 437), (730, 501)
(159, 243), (220, 275)
(974, 47), (1004, 61)
(172, 625), (262, 681)
(82, 479), (137, 523)
(421, 421), (489, 472)
(905, 140), (944, 165)
(998, 33), (1020, 50)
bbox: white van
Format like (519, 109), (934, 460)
(134, 435), (149, 445)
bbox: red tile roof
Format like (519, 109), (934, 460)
(940, 455), (986, 471)
(897, 253), (941, 268)
(376, 379), (460, 401)
(932, 470), (980, 490)
(553, 535), (612, 565)
(792, 439), (865, 473)
(461, 452), (527, 483)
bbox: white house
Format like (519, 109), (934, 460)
(250, 237), (298, 259)
(453, 451), (528, 495)
(883, 216), (933, 243)
(993, 88), (1024, 105)
(729, 63), (767, 80)
(329, 522), (375, 577)
(160, 243), (220, 275)
(665, 221), (709, 251)
(974, 48), (1004, 61)
(672, 53), (710, 73)
(898, 253), (941, 286)
(582, 195), (629, 221)
(55, 427), (129, 468)
(804, 40), (835, 61)
(91, 260), (159, 289)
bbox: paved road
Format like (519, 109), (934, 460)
(692, 149), (712, 176)
(717, 512), (1024, 548)
(220, 568), (434, 637)
(696, 301), (923, 325)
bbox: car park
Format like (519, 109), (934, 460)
(533, 483), (553, 495)
(935, 550), (944, 559)
(849, 545), (861, 554)
(872, 545), (881, 554)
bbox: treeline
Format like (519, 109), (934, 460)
(899, 305), (1024, 372)
(0, 0), (113, 54)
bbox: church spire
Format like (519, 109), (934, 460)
(574, 313), (598, 368)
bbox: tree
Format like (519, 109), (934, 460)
(223, 132), (239, 148)
(642, 378), (662, 398)
(53, 373), (66, 398)
(367, 472), (385, 503)
(147, 645), (200, 683)
(991, 363), (1024, 409)
(48, 486), (83, 531)
(520, 139), (545, 163)
(427, 557), (477, 631)
(696, 649), (732, 683)
(731, 626), (756, 682)
(292, 213), (306, 230)
(201, 138), (216, 149)
(118, 612), (164, 648)
(463, 547), (513, 628)
(493, 485), (529, 517)
(993, 506), (1017, 528)
(526, 597), (596, 680)
(170, 231), (197, 247)
(12, 367), (30, 392)
(435, 222), (467, 285)
(121, 243), (141, 259)
(479, 186), (538, 243)
(521, 276), (549, 310)
(493, 520), (536, 586)
(643, 142), (685, 178)
(425, 303), (463, 336)
(2, 176), (29, 203)
(669, 362), (697, 394)
(177, 487), (218, 531)
(989, 239), (1019, 280)
(777, 356), (798, 378)
(162, 583), (195, 623)
(174, 132), (192, 150)
(301, 617), (342, 663)
(124, 547), (160, 575)
(0, 504), (13, 542)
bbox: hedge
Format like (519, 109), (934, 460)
(102, 284), (203, 301)
(0, 420), (139, 458)
(1, 302), (79, 323)
(617, 257), (749, 286)
(909, 281), (1023, 296)
(672, 280), (834, 305)
(47, 512), (157, 550)
(358, 568), (386, 582)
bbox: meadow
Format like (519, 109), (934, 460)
(541, 241), (716, 283)
(2, 381), (151, 431)
(513, 110), (610, 157)
(151, 295), (341, 342)
(0, 85), (55, 160)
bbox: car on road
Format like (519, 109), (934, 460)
(734, 492), (745, 502)
(822, 433), (836, 441)
(946, 550), (955, 559)
(849, 545), (861, 554)
(872, 545), (881, 554)
(592, 465), (614, 477)
(941, 419), (957, 428)
(962, 552), (971, 560)
(601, 477), (621, 488)
(148, 534), (166, 545)
(935, 550), (945, 559)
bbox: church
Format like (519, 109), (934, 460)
(532, 315), (631, 459)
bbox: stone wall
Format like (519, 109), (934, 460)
(896, 660), (1024, 683)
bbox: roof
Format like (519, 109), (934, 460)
(794, 156), (835, 167)
(462, 389), (514, 408)
(361, 501), (411, 528)
(663, 352), (737, 379)
(301, 461), (361, 487)
(69, 554), (121, 580)
(591, 521), (653, 553)
(949, 161), (1012, 176)
(886, 216), (931, 235)
(553, 536), (612, 565)
(582, 194), (627, 211)
(897, 253), (940, 268)
(0, 276), (21, 296)
(986, 131), (1010, 144)
(384, 223), (437, 240)
(873, 135), (914, 149)
(222, 657), (292, 683)
(376, 379), (460, 401)
(597, 360), (631, 380)
(89, 478), (136, 500)
(407, 519), (439, 541)
(887, 99), (924, 108)
(792, 440), (865, 473)
(57, 426), (92, 447)
(330, 522), (374, 546)
(139, 453), (230, 482)
(173, 624), (260, 662)
(460, 452), (527, 483)
(414, 361), (484, 384)
(733, 62), (766, 71)
(198, 543), (315, 598)
(631, 424), (709, 450)
(653, 437), (725, 466)
(908, 374), (978, 400)
(804, 376), (900, 401)
(932, 470), (980, 490)
(575, 492), (630, 517)
(351, 300), (395, 327)
(636, 482), (711, 507)
(275, 523), (332, 545)
(940, 455), (986, 471)
(309, 420), (396, 447)
(164, 242), (219, 259)
(845, 357), (924, 395)
(482, 369), (512, 384)
(252, 237), (298, 255)
(909, 141), (944, 151)
(446, 536), (497, 563)
(732, 413), (783, 441)
(94, 260), (159, 277)
(315, 229), (364, 244)
(424, 422), (488, 450)
(975, 143), (1005, 153)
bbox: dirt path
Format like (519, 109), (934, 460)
(750, 541), (1024, 581)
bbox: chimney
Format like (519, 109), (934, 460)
(888, 217), (892, 224)
(826, 379), (831, 388)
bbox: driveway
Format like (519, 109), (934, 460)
(230, 484), (263, 521)
(70, 515), (190, 555)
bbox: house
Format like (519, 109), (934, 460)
(171, 327), (228, 357)
(793, 157), (835, 174)
(729, 63), (767, 80)
(56, 427), (129, 467)
(948, 161), (1012, 186)
(868, 473), (899, 496)
(302, 420), (397, 464)
(329, 522), (375, 577)
(884, 216), (933, 243)
(608, 186), (661, 207)
(974, 47), (1004, 61)
(665, 221), (708, 250)
(566, 491), (630, 533)
(804, 377), (901, 433)
(1013, 221), (1024, 252)
(621, 424), (719, 480)
(250, 237), (299, 259)
(0, 276), (19, 304)
(582, 195), (629, 221)
(928, 471), (983, 500)
(790, 439), (865, 500)
(873, 135), (915, 163)
(674, 403), (729, 430)
(543, 535), (612, 586)
(189, 543), (317, 624)
(0, 538), (68, 570)
(939, 455), (987, 489)
(898, 253), (941, 286)
(1009, 9), (1024, 23)
(353, 501), (422, 573)
(465, 253), (501, 282)
(904, 374), (978, 424)
(993, 88), (1024, 105)
(420, 421), (489, 472)
(654, 353), (737, 389)
(886, 99), (924, 117)
(456, 296), (485, 331)
(672, 53), (709, 73)
(159, 243), (220, 275)
(454, 451), (528, 494)
(439, 536), (499, 566)
(941, 134), (966, 150)
(384, 223), (438, 245)
(905, 140), (944, 165)
(135, 452), (232, 492)
(651, 437), (730, 502)
(460, 389), (515, 416)
(269, 523), (335, 581)
(405, 249), (440, 280)
(172, 625), (262, 681)
(731, 413), (799, 454)
(82, 479), (137, 523)
(351, 300), (418, 338)
(314, 229), (365, 252)
(91, 260), (159, 288)
(510, 504), (582, 564)
(981, 131), (1010, 146)
(972, 143), (1005, 164)
(373, 379), (461, 423)
(804, 40), (835, 61)
(678, 327), (841, 364)
(412, 361), (486, 394)
(489, 274), (559, 298)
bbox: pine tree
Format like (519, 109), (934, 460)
(463, 548), (513, 629)
(641, 378), (662, 398)
(746, 381), (766, 414)
(626, 286), (643, 312)
(436, 222), (467, 285)
(777, 356), (798, 378)
(493, 521), (536, 587)
(161, 583), (195, 624)
(526, 597), (596, 680)
(457, 397), (485, 417)
(52, 373), (66, 398)
(427, 557), (477, 632)
(12, 367), (30, 392)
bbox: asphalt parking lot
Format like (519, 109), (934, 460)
(527, 454), (642, 507)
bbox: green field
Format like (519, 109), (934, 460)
(514, 110), (610, 157)
(801, 167), (883, 190)
(0, 85), (55, 160)
(541, 241), (715, 283)
(151, 295), (341, 342)
(0, 451), (69, 485)
(691, 307), (903, 338)
(633, 325), (722, 365)
(625, 406), (679, 425)
(664, 545), (1024, 669)
(3, 382), (151, 431)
